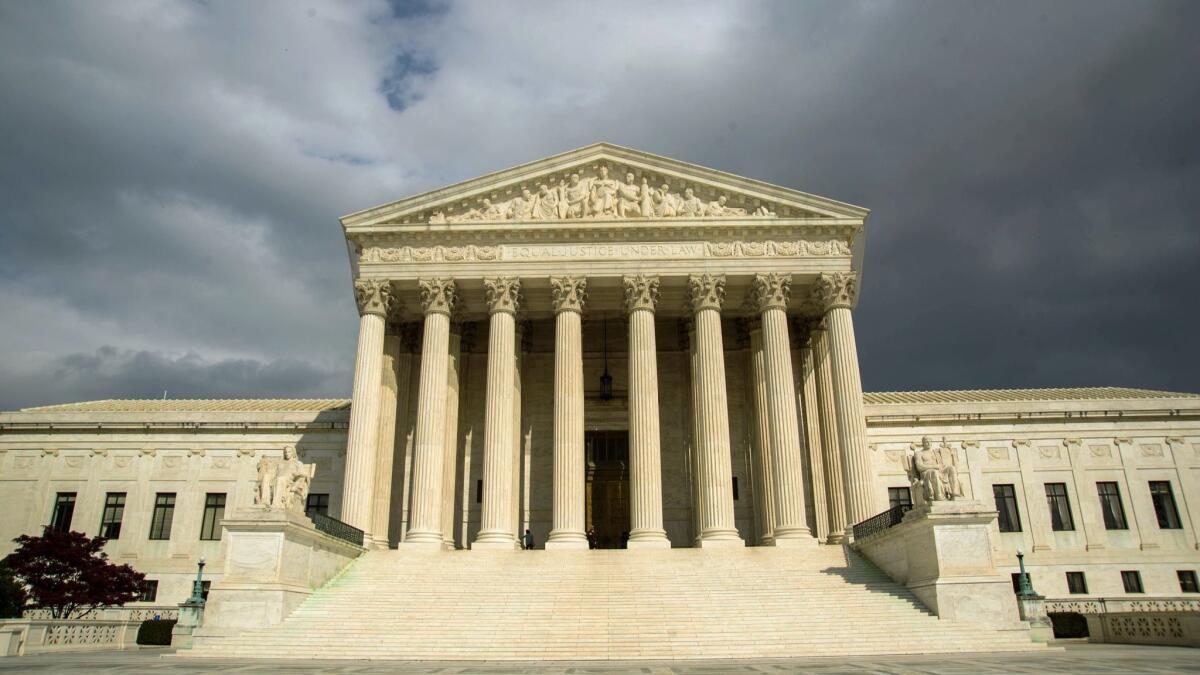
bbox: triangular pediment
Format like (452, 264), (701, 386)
(341, 143), (868, 229)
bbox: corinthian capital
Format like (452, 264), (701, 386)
(810, 272), (858, 313)
(750, 272), (791, 313)
(418, 278), (457, 316)
(623, 274), (660, 314)
(354, 279), (396, 317)
(687, 273), (726, 313)
(550, 276), (587, 314)
(484, 277), (521, 315)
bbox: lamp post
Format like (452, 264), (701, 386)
(187, 556), (207, 605)
(1015, 548), (1035, 597)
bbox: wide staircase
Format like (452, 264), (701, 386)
(184, 545), (1042, 660)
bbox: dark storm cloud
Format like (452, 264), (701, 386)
(0, 0), (1196, 410)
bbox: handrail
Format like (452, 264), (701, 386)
(851, 504), (912, 542)
(305, 509), (364, 547)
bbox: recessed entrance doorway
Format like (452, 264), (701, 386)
(585, 430), (629, 549)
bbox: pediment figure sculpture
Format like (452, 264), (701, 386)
(341, 143), (870, 229)
(254, 445), (316, 514)
(903, 436), (964, 506)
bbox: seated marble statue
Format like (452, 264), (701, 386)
(905, 436), (963, 504)
(254, 446), (316, 513)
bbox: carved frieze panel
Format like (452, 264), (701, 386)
(408, 162), (798, 225)
(359, 239), (850, 265)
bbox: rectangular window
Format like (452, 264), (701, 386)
(199, 493), (226, 541)
(148, 493), (176, 540)
(50, 492), (76, 532)
(1096, 482), (1128, 530)
(993, 484), (1022, 532)
(1179, 571), (1199, 593)
(99, 492), (126, 539)
(1045, 483), (1075, 531)
(1121, 570), (1144, 594)
(1149, 481), (1182, 529)
(305, 493), (329, 516)
(138, 580), (159, 602)
(1066, 571), (1088, 594)
(888, 487), (913, 510)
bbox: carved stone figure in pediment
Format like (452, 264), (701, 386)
(653, 182), (678, 217)
(589, 165), (619, 217)
(617, 171), (642, 218)
(562, 173), (590, 218)
(904, 436), (964, 504)
(254, 445), (317, 514)
(508, 187), (536, 220)
(677, 187), (704, 217)
(534, 183), (559, 220)
(707, 195), (747, 217)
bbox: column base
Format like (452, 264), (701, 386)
(545, 533), (589, 550)
(401, 529), (446, 549)
(825, 532), (847, 545)
(698, 534), (745, 549)
(770, 534), (818, 548)
(627, 532), (671, 549)
(472, 540), (519, 551)
(400, 539), (446, 550)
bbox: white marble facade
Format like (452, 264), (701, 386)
(0, 144), (1198, 611)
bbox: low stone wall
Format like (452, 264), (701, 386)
(1046, 597), (1200, 647)
(0, 618), (142, 657)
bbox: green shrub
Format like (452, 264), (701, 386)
(136, 619), (177, 645)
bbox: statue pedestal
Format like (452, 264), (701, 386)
(1016, 593), (1054, 642)
(170, 600), (204, 649)
(854, 501), (1023, 629)
(189, 508), (362, 645)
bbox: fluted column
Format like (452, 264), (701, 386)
(624, 275), (670, 549)
(342, 279), (395, 546)
(439, 328), (463, 548)
(812, 272), (873, 537)
(473, 277), (522, 549)
(688, 274), (744, 547)
(746, 321), (776, 545)
(812, 318), (846, 543)
(370, 321), (402, 549)
(403, 278), (456, 547)
(751, 273), (815, 546)
(546, 277), (588, 549)
(795, 319), (829, 541)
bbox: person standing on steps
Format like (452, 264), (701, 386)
(523, 528), (534, 550)
(586, 528), (597, 549)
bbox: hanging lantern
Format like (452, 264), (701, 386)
(600, 317), (614, 400)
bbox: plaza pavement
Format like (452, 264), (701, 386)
(0, 644), (1197, 674)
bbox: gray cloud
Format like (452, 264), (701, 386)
(0, 0), (1197, 410)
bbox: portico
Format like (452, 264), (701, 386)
(337, 143), (872, 550)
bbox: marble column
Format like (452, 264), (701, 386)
(439, 328), (463, 548)
(546, 277), (588, 549)
(795, 319), (829, 542)
(752, 273), (815, 545)
(342, 279), (395, 546)
(687, 273), (744, 547)
(624, 275), (670, 549)
(812, 318), (847, 543)
(746, 321), (777, 545)
(812, 272), (874, 537)
(473, 277), (522, 549)
(370, 323), (402, 549)
(403, 278), (456, 548)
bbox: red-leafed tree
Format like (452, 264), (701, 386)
(3, 528), (145, 619)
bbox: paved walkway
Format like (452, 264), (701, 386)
(1, 644), (1197, 673)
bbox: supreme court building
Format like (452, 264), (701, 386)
(339, 142), (873, 552)
(2, 144), (1198, 658)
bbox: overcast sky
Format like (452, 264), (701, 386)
(1, 0), (1197, 410)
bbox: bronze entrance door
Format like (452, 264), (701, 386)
(585, 430), (630, 549)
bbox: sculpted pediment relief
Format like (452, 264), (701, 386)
(341, 143), (869, 229)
